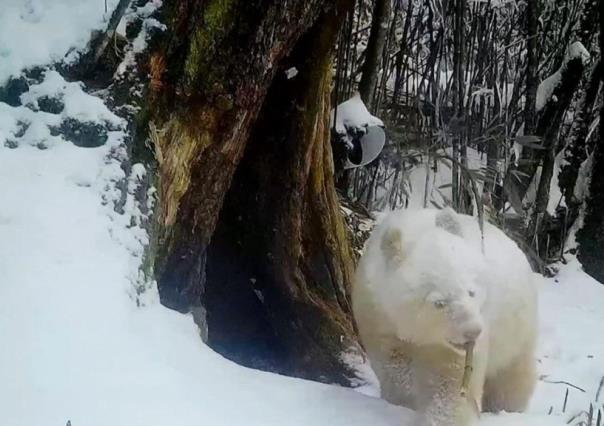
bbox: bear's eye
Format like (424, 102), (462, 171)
(433, 300), (447, 309)
(468, 290), (476, 298)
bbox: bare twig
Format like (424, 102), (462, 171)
(542, 378), (587, 393)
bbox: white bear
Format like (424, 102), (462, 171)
(352, 208), (538, 426)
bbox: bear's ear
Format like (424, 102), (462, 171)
(435, 207), (463, 237)
(380, 227), (404, 266)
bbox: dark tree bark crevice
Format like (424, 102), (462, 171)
(206, 6), (360, 384)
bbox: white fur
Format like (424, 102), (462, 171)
(352, 208), (538, 426)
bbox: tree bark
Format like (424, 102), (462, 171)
(577, 0), (600, 52)
(503, 54), (586, 216)
(501, 0), (539, 213)
(532, 57), (587, 221)
(524, 0), (539, 137)
(451, 0), (468, 212)
(557, 0), (601, 213)
(358, 0), (391, 110)
(559, 60), (602, 208)
(146, 0), (360, 384)
(577, 2), (604, 283)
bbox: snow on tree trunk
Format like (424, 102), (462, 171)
(144, 0), (362, 385)
(559, 60), (602, 209)
(504, 42), (590, 218)
(532, 43), (590, 227)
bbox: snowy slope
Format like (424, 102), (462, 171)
(0, 0), (121, 84)
(1, 2), (604, 426)
(532, 260), (604, 420)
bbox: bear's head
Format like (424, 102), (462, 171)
(377, 209), (487, 352)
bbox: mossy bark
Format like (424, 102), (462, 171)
(146, 0), (360, 384)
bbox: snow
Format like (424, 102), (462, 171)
(546, 153), (566, 215)
(1, 2), (603, 426)
(536, 42), (591, 112)
(536, 71), (562, 112)
(532, 259), (604, 420)
(0, 70), (123, 150)
(115, 1), (165, 75)
(22, 70), (123, 125)
(285, 67), (299, 79)
(523, 151), (566, 215)
(0, 0), (121, 84)
(331, 92), (384, 135)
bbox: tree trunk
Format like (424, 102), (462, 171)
(524, 0), (539, 137)
(451, 0), (467, 212)
(559, 60), (602, 208)
(146, 0), (361, 385)
(577, 0), (600, 52)
(557, 0), (601, 214)
(501, 0), (539, 213)
(358, 0), (391, 110)
(504, 54), (586, 217)
(577, 4), (604, 283)
(532, 58), (586, 219)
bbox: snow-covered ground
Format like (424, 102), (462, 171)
(0, 0), (122, 85)
(1, 1), (604, 426)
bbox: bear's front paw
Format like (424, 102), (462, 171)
(420, 408), (476, 426)
(419, 414), (454, 426)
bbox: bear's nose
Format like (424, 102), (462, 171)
(463, 326), (482, 342)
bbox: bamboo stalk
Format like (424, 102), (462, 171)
(460, 341), (475, 398)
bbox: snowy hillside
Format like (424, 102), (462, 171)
(1, 2), (604, 426)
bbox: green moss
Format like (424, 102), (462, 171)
(184, 0), (236, 89)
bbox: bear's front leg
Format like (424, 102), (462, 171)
(412, 347), (482, 426)
(418, 373), (477, 426)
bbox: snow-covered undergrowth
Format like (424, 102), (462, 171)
(1, 2), (603, 426)
(0, 0), (123, 85)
